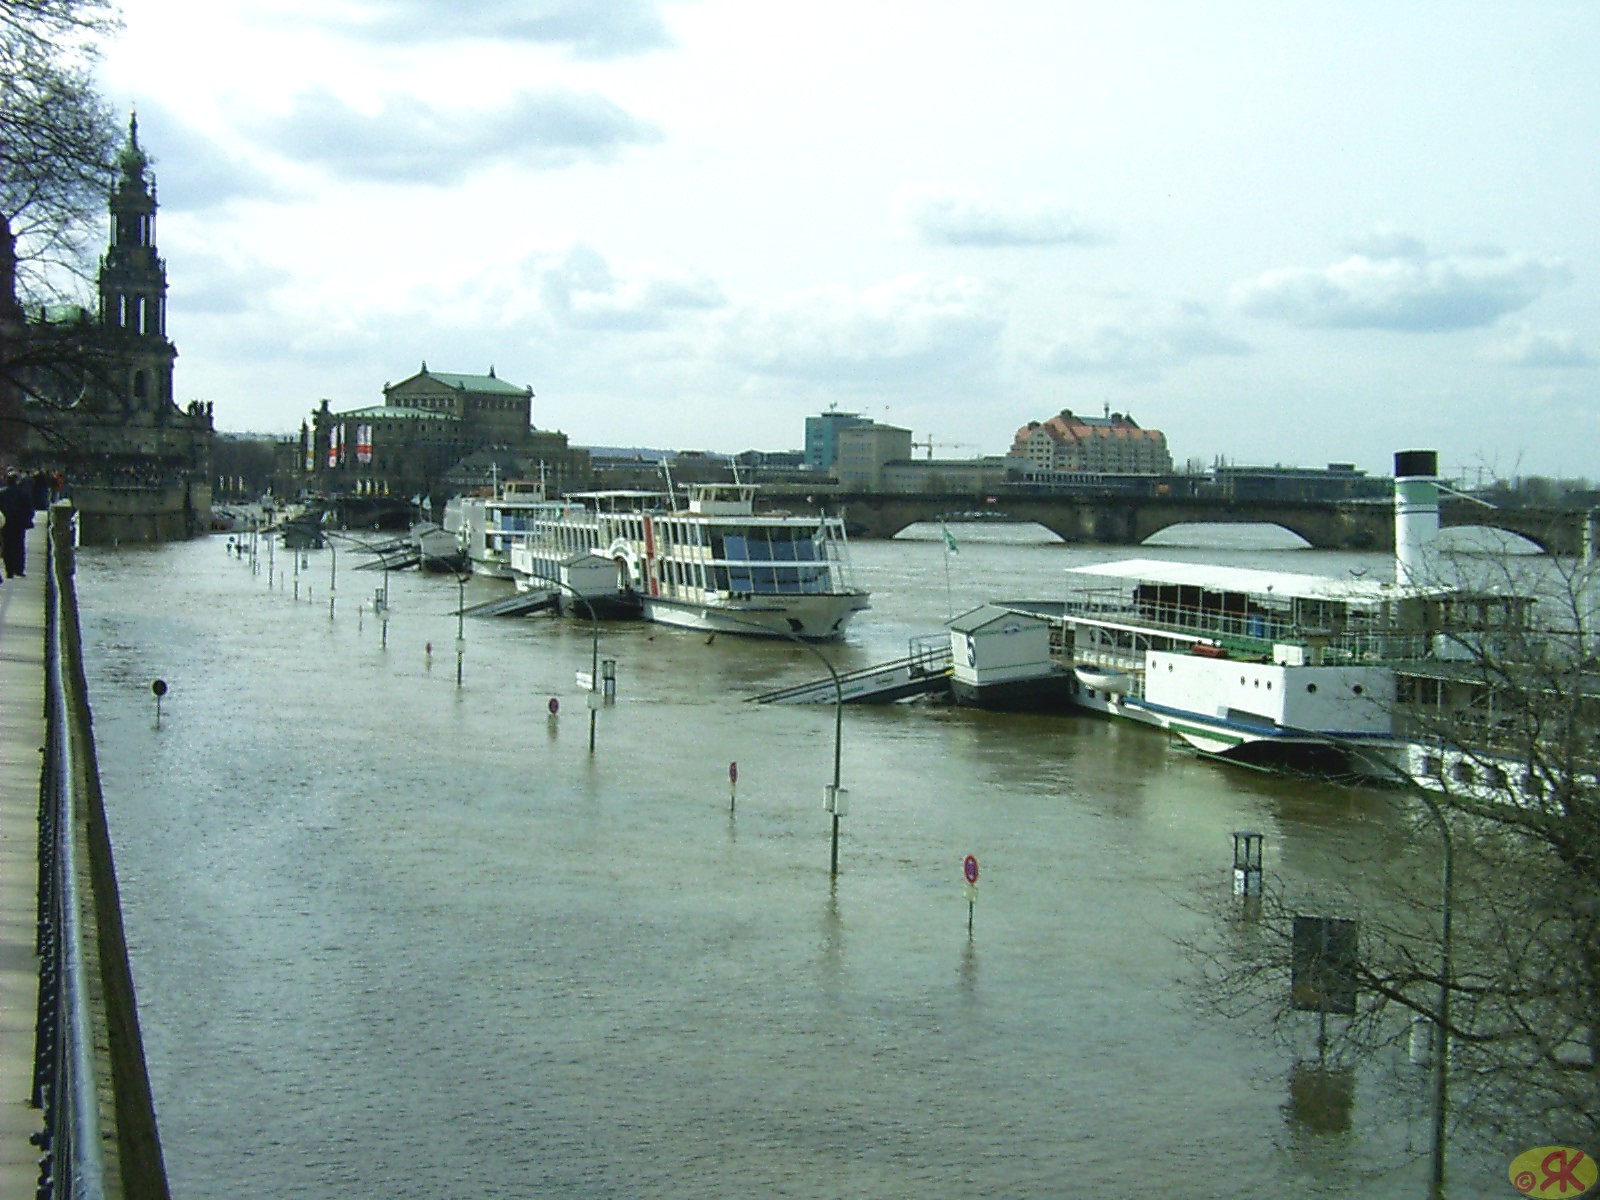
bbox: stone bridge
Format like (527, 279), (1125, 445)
(757, 489), (1597, 556)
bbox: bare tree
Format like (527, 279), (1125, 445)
(0, 0), (121, 456)
(0, 0), (120, 300)
(1185, 538), (1600, 1159)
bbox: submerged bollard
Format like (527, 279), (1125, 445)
(1232, 831), (1264, 897)
(963, 854), (979, 936)
(729, 760), (738, 813)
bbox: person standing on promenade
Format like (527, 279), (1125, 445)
(0, 471), (35, 579)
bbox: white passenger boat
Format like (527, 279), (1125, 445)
(444, 480), (570, 579)
(506, 481), (870, 640)
(410, 520), (466, 573)
(1044, 451), (1541, 786)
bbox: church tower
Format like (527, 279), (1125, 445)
(98, 113), (176, 414)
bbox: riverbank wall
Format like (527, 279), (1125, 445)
(0, 505), (170, 1198)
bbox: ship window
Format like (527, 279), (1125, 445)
(1423, 755), (1443, 778)
(1352, 685), (1365, 697)
(1452, 761), (1476, 785)
(1305, 683), (1317, 693)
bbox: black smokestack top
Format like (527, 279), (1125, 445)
(1394, 450), (1438, 479)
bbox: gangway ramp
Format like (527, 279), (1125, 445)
(354, 536), (419, 571)
(464, 591), (560, 618)
(754, 636), (953, 705)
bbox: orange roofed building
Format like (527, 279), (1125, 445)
(1007, 409), (1172, 477)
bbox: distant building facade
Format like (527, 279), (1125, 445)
(14, 115), (213, 542)
(834, 423), (913, 489)
(1007, 409), (1172, 480)
(1209, 462), (1388, 502)
(805, 408), (873, 471)
(291, 364), (589, 502)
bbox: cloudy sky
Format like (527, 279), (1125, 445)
(95, 1), (1599, 479)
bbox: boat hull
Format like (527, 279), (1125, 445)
(951, 668), (1076, 712)
(640, 592), (870, 641)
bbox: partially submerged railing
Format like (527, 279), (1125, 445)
(753, 635), (953, 705)
(34, 504), (106, 1198)
(33, 504), (170, 1199)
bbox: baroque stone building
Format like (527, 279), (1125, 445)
(16, 115), (214, 542)
(292, 364), (589, 503)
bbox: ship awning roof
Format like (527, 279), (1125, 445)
(1063, 558), (1460, 606)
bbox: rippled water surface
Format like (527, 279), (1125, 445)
(77, 527), (1507, 1197)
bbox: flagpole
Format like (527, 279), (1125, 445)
(940, 519), (954, 619)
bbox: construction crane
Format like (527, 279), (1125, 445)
(913, 434), (976, 460)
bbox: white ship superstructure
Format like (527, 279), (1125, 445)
(1046, 451), (1538, 784)
(508, 482), (869, 641)
(445, 481), (570, 579)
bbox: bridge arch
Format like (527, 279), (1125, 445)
(761, 489), (1590, 555)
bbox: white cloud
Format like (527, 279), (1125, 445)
(1483, 324), (1596, 369)
(1232, 238), (1570, 332)
(900, 188), (1109, 248)
(318, 0), (673, 58)
(245, 89), (661, 184)
(101, 103), (285, 212)
(538, 245), (726, 331)
(720, 275), (1003, 384)
(94, 0), (1600, 471)
(1039, 301), (1248, 375)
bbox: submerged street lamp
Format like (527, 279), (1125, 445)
(1286, 730), (1454, 1199)
(454, 571), (466, 687)
(515, 568), (604, 754)
(728, 617), (846, 877)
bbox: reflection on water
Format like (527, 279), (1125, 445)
(75, 529), (1520, 1198)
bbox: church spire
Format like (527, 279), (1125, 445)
(118, 110), (150, 188)
(99, 109), (175, 412)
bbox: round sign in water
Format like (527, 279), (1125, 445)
(964, 855), (979, 884)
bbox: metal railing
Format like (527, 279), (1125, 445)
(31, 504), (171, 1200)
(33, 506), (107, 1199)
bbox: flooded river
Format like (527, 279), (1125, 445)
(77, 525), (1500, 1197)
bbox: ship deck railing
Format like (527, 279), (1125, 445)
(1058, 600), (1436, 664)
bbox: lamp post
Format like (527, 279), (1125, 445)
(512, 568), (603, 754)
(1314, 736), (1454, 1200)
(728, 617), (845, 877)
(419, 542), (477, 692)
(454, 571), (466, 687)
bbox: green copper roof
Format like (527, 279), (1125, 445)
(424, 371), (529, 396)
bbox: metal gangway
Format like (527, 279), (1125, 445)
(753, 635), (954, 705)
(463, 590), (561, 618)
(354, 535), (419, 571)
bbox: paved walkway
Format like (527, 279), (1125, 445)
(0, 523), (47, 1196)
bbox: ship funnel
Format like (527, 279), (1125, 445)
(1394, 449), (1439, 585)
